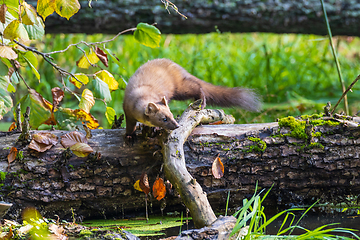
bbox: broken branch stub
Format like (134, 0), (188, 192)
(161, 102), (234, 228)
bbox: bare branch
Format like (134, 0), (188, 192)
(13, 40), (84, 86)
(46, 27), (137, 55)
(161, 0), (187, 19)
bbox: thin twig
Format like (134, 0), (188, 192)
(46, 28), (136, 55)
(320, 0), (349, 115)
(331, 74), (360, 115)
(13, 39), (83, 85)
(161, 0), (187, 19)
(15, 70), (30, 90)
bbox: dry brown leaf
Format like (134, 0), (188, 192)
(70, 142), (93, 157)
(51, 87), (64, 109)
(8, 122), (16, 131)
(32, 132), (58, 145)
(0, 46), (18, 60)
(95, 46), (108, 67)
(0, 4), (7, 23)
(139, 172), (150, 195)
(28, 141), (53, 152)
(212, 154), (224, 179)
(49, 224), (67, 240)
(7, 147), (17, 164)
(60, 131), (87, 148)
(153, 177), (166, 201)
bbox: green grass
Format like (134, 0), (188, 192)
(8, 32), (360, 128)
(230, 185), (360, 240)
(0, 122), (11, 131)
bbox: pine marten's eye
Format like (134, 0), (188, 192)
(163, 117), (167, 122)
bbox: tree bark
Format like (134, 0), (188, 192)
(1, 115), (360, 222)
(36, 0), (360, 36)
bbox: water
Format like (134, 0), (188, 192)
(142, 208), (360, 239)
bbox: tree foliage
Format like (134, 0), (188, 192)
(0, 0), (161, 130)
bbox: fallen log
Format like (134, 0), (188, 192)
(1, 114), (360, 222)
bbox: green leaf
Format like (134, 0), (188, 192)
(54, 0), (80, 20)
(17, 89), (52, 129)
(0, 58), (9, 75)
(4, 0), (19, 10)
(91, 76), (111, 102)
(7, 82), (15, 92)
(134, 23), (161, 48)
(21, 51), (40, 80)
(105, 106), (116, 125)
(54, 107), (81, 130)
(0, 76), (13, 120)
(23, 16), (45, 40)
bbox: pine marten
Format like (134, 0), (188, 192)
(123, 58), (261, 139)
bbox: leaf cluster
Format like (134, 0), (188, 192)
(0, 0), (162, 130)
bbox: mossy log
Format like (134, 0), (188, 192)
(32, 0), (360, 36)
(1, 115), (360, 222)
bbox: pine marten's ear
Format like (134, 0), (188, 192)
(145, 102), (159, 115)
(161, 96), (168, 107)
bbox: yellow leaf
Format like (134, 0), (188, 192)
(70, 142), (93, 157)
(73, 109), (99, 129)
(0, 46), (18, 60)
(69, 73), (89, 88)
(79, 89), (95, 113)
(37, 0), (55, 20)
(3, 20), (20, 41)
(76, 50), (99, 69)
(95, 70), (118, 91)
(21, 2), (37, 25)
(133, 180), (143, 192)
(54, 0), (80, 20)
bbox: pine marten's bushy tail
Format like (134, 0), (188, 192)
(200, 81), (262, 112)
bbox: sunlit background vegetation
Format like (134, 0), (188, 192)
(3, 32), (360, 129)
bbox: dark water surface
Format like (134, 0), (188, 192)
(140, 208), (360, 239)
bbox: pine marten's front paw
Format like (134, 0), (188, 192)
(124, 133), (137, 145)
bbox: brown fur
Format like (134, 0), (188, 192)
(123, 58), (261, 136)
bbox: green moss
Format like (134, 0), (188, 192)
(0, 171), (7, 181)
(246, 137), (267, 153)
(309, 142), (324, 149)
(17, 151), (24, 160)
(79, 229), (93, 236)
(278, 116), (307, 139)
(312, 131), (322, 138)
(298, 142), (324, 151)
(300, 113), (324, 120)
(278, 116), (340, 140)
(310, 119), (340, 127)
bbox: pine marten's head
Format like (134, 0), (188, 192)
(144, 96), (179, 130)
